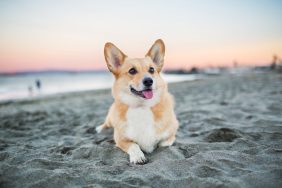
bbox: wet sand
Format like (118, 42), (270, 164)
(0, 72), (282, 188)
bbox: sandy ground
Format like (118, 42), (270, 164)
(0, 72), (282, 188)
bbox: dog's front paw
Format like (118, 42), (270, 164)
(130, 152), (147, 164)
(128, 144), (147, 164)
(95, 125), (104, 133)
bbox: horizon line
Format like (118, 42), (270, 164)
(0, 63), (273, 75)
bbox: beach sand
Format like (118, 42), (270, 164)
(0, 72), (282, 188)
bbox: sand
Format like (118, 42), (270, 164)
(0, 72), (282, 188)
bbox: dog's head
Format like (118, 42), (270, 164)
(104, 39), (167, 107)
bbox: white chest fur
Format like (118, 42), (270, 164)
(125, 107), (159, 153)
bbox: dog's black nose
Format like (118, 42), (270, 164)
(143, 77), (153, 87)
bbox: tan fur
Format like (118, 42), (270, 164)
(97, 39), (179, 164)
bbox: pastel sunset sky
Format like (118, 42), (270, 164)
(0, 0), (282, 72)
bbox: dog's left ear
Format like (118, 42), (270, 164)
(146, 39), (165, 72)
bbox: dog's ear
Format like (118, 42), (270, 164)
(104, 42), (127, 74)
(146, 39), (165, 72)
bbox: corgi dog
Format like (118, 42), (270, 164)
(96, 39), (178, 164)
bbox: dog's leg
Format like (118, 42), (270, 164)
(119, 142), (147, 164)
(115, 134), (147, 164)
(96, 117), (111, 133)
(159, 135), (175, 147)
(95, 123), (109, 133)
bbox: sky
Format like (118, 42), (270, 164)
(0, 0), (282, 72)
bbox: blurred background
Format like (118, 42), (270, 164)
(0, 0), (282, 101)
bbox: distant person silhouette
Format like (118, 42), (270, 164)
(270, 55), (277, 70)
(35, 79), (41, 91)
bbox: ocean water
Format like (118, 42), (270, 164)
(0, 72), (199, 101)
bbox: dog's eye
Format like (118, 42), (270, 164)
(149, 67), (154, 74)
(128, 68), (137, 75)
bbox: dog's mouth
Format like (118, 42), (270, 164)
(130, 86), (153, 99)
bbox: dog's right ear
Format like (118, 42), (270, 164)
(104, 42), (127, 74)
(146, 39), (165, 72)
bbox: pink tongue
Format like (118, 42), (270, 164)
(142, 90), (153, 99)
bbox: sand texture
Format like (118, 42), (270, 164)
(0, 72), (282, 188)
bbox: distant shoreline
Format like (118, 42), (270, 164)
(0, 73), (202, 103)
(0, 66), (277, 102)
